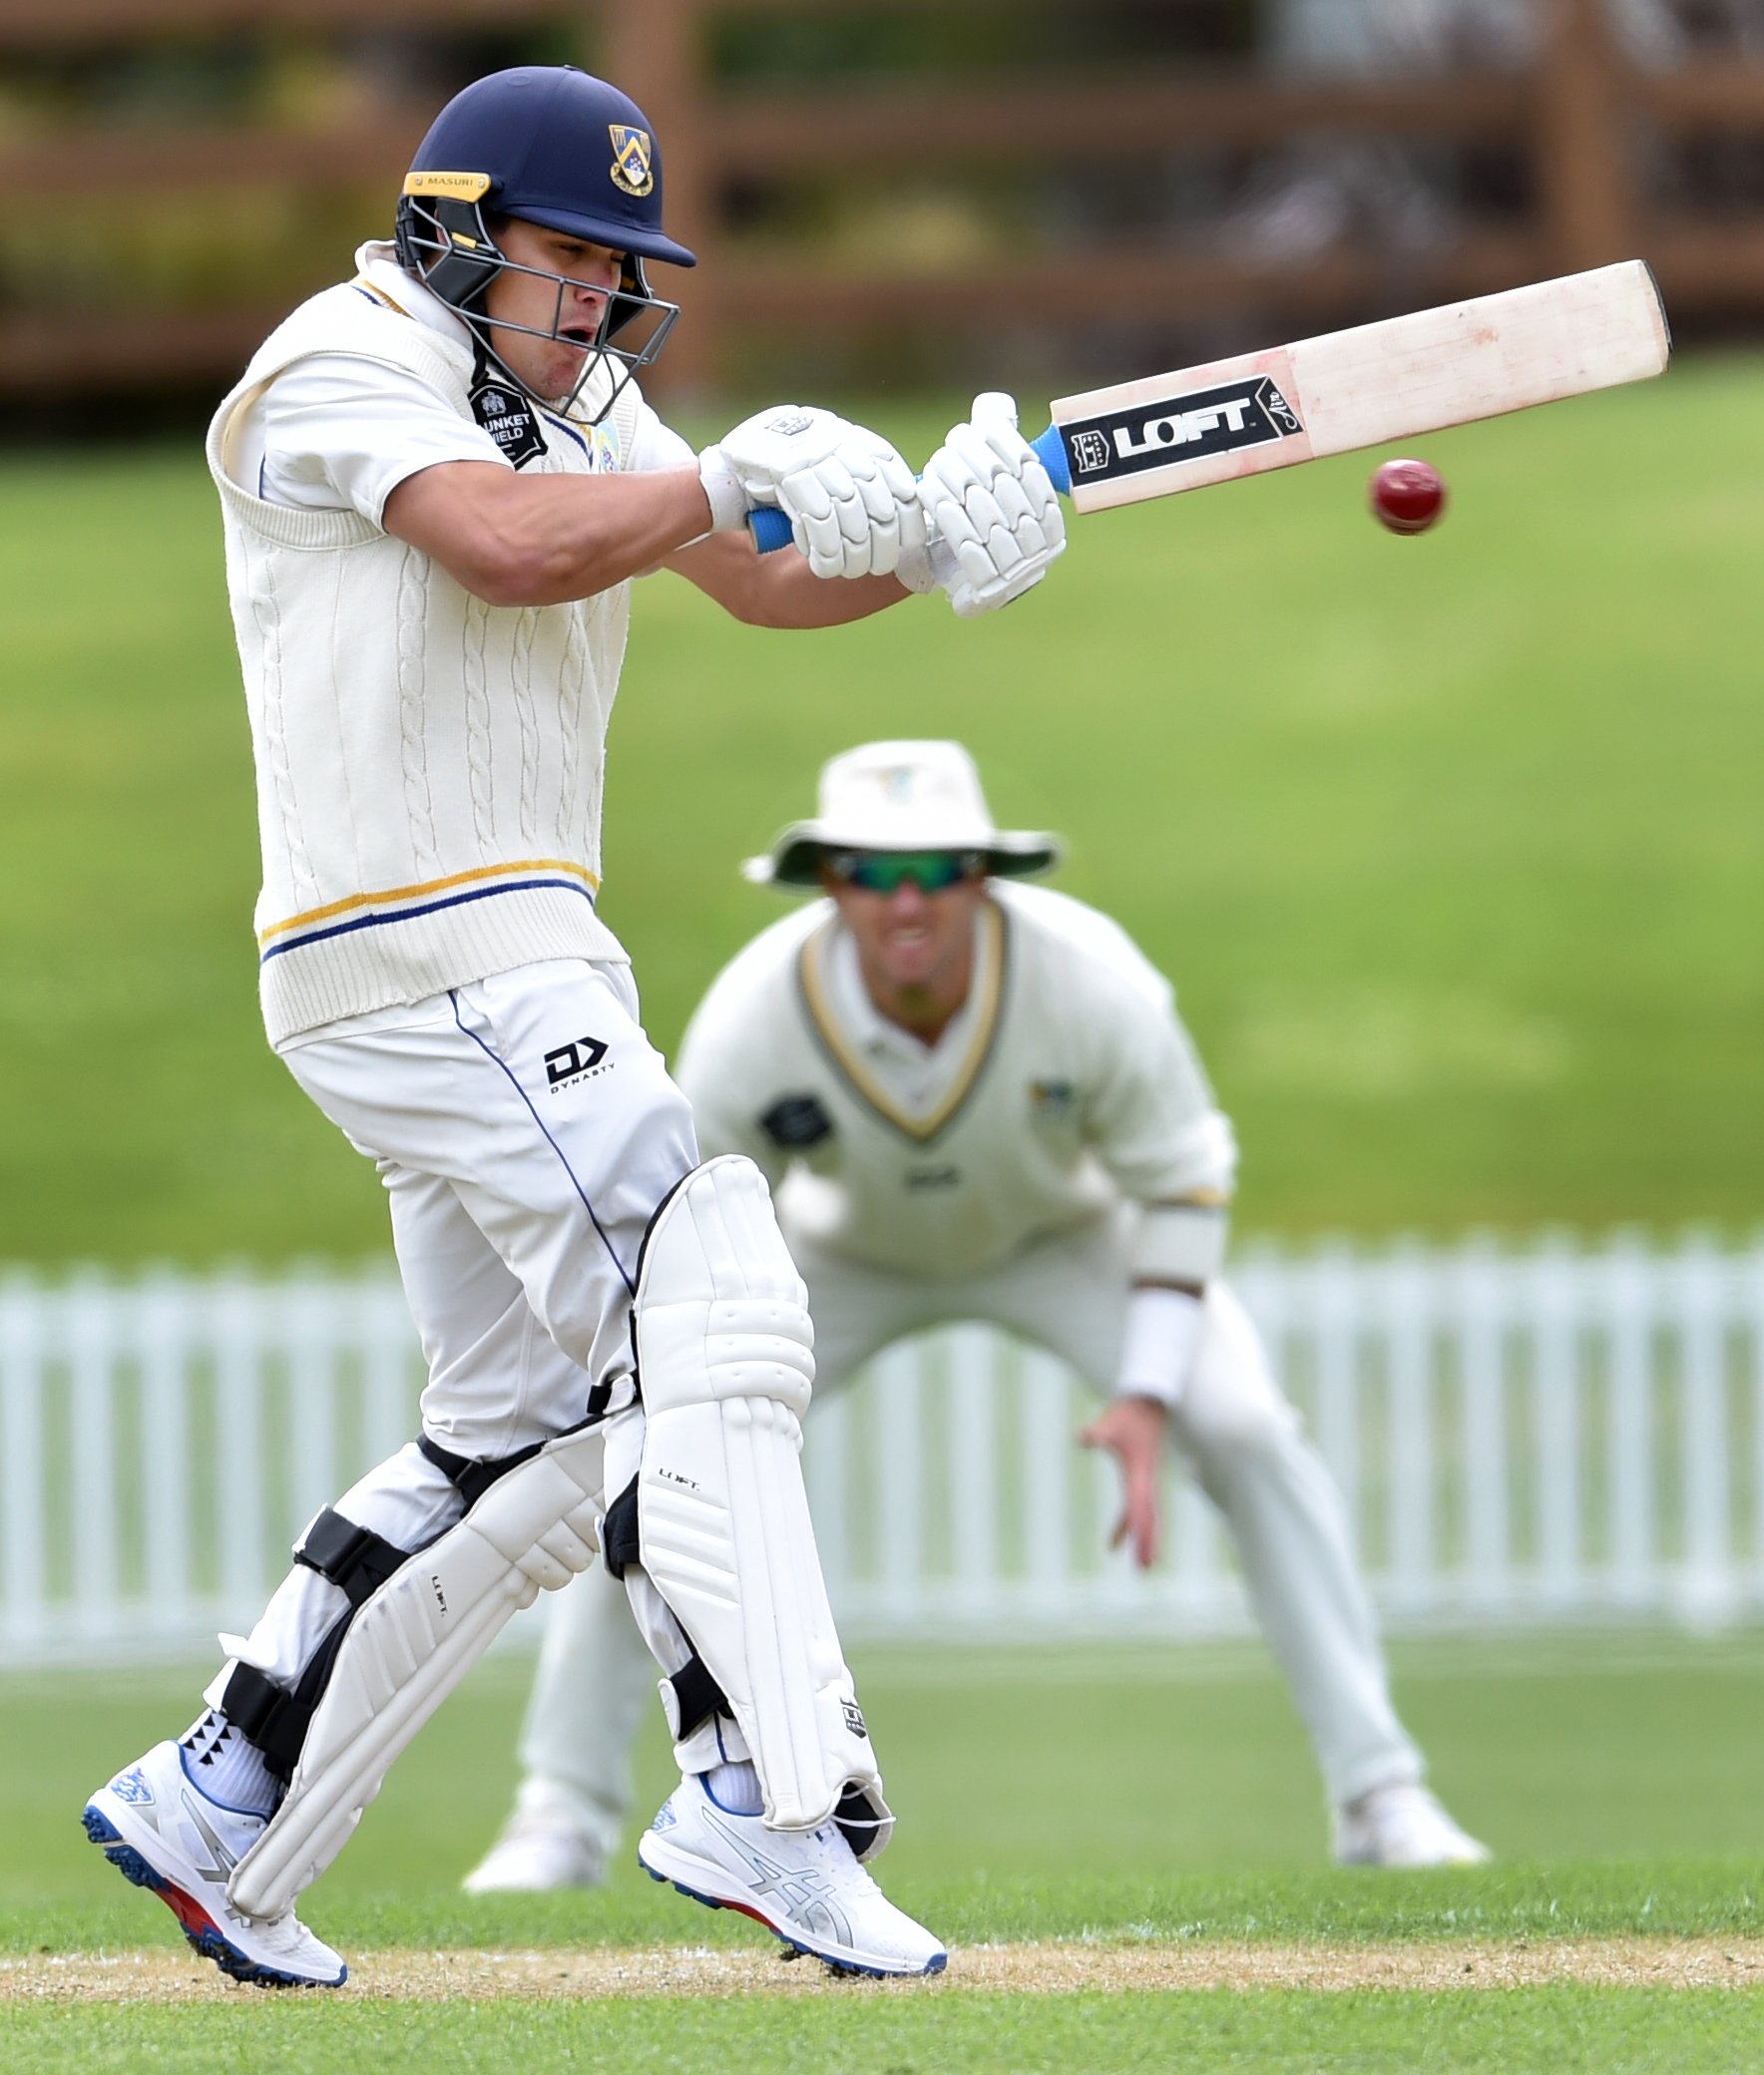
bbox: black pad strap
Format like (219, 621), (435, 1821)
(293, 1508), (408, 1609)
(218, 1658), (316, 1784)
(668, 1653), (731, 1741)
(602, 1474), (640, 1580)
(418, 1432), (544, 1509)
(595, 1470), (728, 1739)
(834, 1785), (883, 1857)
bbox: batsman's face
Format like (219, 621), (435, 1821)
(483, 219), (625, 402)
(823, 861), (988, 1001)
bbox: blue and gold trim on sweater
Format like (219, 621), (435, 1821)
(259, 859), (601, 963)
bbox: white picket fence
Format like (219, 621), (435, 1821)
(3, 1233), (1763, 1666)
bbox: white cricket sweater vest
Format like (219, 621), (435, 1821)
(207, 278), (643, 1045)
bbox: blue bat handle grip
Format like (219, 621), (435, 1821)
(745, 423), (1071, 555)
(1030, 421), (1071, 496)
(748, 505), (795, 555)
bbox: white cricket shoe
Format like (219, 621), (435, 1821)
(462, 1803), (608, 1893)
(82, 1740), (346, 1987)
(638, 1777), (947, 1978)
(1334, 1782), (1493, 1868)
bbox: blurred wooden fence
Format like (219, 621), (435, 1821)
(5, 0), (1764, 404)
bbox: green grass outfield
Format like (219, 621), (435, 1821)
(6, 1991), (1764, 2075)
(5, 1636), (1764, 2069)
(3, 360), (1763, 1263)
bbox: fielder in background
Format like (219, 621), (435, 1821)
(466, 740), (1491, 1893)
(82, 66), (1063, 1988)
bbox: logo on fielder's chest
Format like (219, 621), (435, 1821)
(904, 1165), (960, 1191)
(759, 1093), (833, 1149)
(545, 1035), (613, 1090)
(471, 378), (545, 469)
(1029, 1078), (1078, 1118)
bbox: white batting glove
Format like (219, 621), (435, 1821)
(698, 404), (926, 580)
(901, 392), (1066, 617)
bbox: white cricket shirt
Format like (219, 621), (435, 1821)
(208, 243), (698, 1043)
(674, 882), (1237, 1286)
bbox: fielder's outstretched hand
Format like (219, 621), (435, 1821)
(1080, 1395), (1169, 1570)
(900, 392), (1066, 616)
(699, 405), (926, 580)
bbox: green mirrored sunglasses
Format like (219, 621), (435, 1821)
(828, 850), (982, 895)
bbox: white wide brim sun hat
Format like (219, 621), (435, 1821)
(742, 739), (1063, 887)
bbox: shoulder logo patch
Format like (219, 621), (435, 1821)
(471, 377), (545, 469)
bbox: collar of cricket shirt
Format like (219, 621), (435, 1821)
(797, 899), (1008, 1144)
(353, 240), (476, 349)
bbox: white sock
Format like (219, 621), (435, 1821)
(702, 1758), (763, 1816)
(180, 1708), (280, 1818)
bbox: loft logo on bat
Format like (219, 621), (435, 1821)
(1067, 375), (1304, 479)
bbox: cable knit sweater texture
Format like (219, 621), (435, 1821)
(207, 278), (643, 1045)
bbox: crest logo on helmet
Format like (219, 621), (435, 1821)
(609, 124), (655, 197)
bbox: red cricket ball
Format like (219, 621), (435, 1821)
(1369, 457), (1447, 536)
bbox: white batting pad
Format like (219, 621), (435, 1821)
(633, 1155), (891, 1852)
(226, 1425), (605, 1920)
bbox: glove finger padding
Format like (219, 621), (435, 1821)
(917, 391), (1066, 616)
(988, 471), (1038, 534)
(783, 456), (907, 579)
(957, 493), (1026, 581)
(867, 440), (929, 560)
(704, 403), (921, 579)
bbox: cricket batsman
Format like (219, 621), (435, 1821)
(81, 67), (1064, 1986)
(466, 740), (1491, 1891)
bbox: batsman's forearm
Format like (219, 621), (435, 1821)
(668, 530), (911, 627)
(384, 462), (715, 607)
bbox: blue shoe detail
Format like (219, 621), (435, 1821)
(81, 1807), (125, 1849)
(81, 1800), (345, 1989)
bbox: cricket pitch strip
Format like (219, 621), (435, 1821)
(6, 1937), (1764, 2001)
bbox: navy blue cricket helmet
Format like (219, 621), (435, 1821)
(394, 66), (695, 417)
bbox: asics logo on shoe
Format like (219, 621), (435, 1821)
(111, 1767), (155, 1806)
(700, 1811), (854, 1942)
(181, 1796), (242, 1883)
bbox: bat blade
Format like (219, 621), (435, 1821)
(1047, 259), (1670, 514)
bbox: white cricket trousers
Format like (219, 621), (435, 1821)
(514, 1207), (1423, 1854)
(223, 960), (704, 1719)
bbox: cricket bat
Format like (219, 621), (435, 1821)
(747, 259), (1669, 548)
